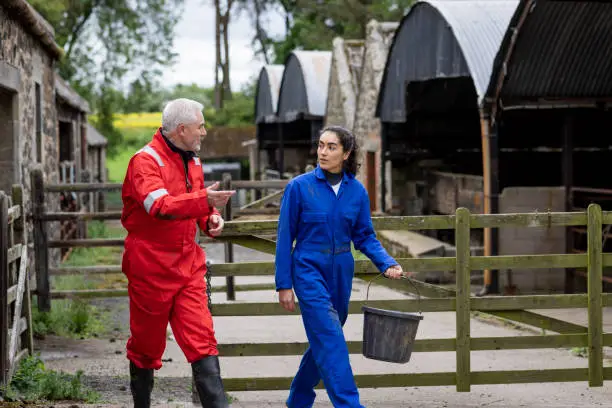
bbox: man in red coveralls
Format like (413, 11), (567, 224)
(121, 98), (235, 408)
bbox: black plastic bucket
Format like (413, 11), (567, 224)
(361, 305), (423, 364)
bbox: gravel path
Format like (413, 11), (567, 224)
(33, 242), (612, 407)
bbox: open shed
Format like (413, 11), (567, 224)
(483, 0), (612, 293)
(376, 0), (519, 218)
(55, 73), (90, 185)
(254, 64), (284, 175)
(376, 0), (528, 293)
(275, 50), (332, 175)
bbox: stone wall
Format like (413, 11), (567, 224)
(0, 2), (62, 268)
(352, 20), (398, 213)
(0, 4), (59, 204)
(324, 38), (364, 130)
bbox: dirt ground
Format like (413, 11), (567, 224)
(31, 242), (612, 407)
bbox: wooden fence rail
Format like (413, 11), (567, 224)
(31, 169), (288, 309)
(1, 186), (34, 387)
(207, 204), (608, 392)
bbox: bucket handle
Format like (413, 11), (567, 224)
(366, 272), (422, 315)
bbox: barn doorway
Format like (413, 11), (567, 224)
(367, 151), (376, 212)
(0, 87), (16, 194)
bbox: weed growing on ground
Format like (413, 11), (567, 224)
(571, 346), (588, 358)
(1, 354), (100, 403)
(32, 300), (107, 339)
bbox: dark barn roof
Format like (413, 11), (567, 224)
(2, 0), (63, 58)
(276, 50), (332, 123)
(376, 0), (518, 123)
(86, 123), (107, 147)
(254, 65), (284, 124)
(484, 0), (612, 111)
(55, 73), (90, 113)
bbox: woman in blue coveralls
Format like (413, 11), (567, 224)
(275, 126), (406, 408)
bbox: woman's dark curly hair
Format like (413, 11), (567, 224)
(319, 125), (360, 175)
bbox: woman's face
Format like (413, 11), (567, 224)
(317, 131), (350, 173)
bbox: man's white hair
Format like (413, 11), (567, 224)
(161, 98), (204, 133)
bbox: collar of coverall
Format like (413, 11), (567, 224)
(314, 164), (354, 183)
(157, 128), (196, 163)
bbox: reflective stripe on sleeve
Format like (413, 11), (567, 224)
(137, 145), (165, 167)
(143, 188), (169, 214)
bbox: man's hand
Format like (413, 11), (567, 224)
(278, 289), (295, 312)
(208, 214), (224, 237)
(206, 181), (235, 208)
(384, 264), (412, 279)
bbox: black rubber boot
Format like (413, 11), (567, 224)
(130, 361), (154, 408)
(192, 356), (229, 408)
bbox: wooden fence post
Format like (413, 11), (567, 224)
(587, 203), (603, 386)
(0, 192), (9, 387)
(13, 185), (33, 356)
(455, 207), (471, 392)
(222, 173), (235, 301)
(31, 168), (50, 312)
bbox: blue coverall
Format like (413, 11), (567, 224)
(275, 165), (397, 408)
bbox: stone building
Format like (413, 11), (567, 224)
(352, 20), (398, 213)
(80, 123), (107, 214)
(0, 0), (62, 203)
(324, 38), (364, 130)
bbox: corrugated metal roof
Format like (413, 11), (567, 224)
(254, 65), (284, 123)
(376, 0), (518, 122)
(277, 50), (332, 122)
(55, 73), (90, 113)
(484, 0), (612, 110)
(86, 123), (107, 147)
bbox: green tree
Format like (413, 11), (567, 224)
(239, 0), (414, 64)
(90, 84), (124, 157)
(30, 0), (185, 155)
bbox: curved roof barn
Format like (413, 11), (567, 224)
(254, 65), (284, 124)
(376, 0), (519, 122)
(276, 50), (332, 122)
(484, 0), (612, 113)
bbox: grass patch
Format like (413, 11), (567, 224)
(107, 127), (155, 182)
(32, 221), (127, 339)
(1, 354), (100, 403)
(62, 221), (125, 267)
(32, 300), (107, 339)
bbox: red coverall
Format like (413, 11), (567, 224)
(121, 129), (220, 370)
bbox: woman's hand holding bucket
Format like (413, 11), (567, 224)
(384, 264), (414, 279)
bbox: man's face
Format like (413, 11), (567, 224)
(177, 111), (207, 152)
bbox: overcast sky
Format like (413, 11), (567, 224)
(159, 0), (287, 91)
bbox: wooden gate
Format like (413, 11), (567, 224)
(201, 205), (611, 391)
(0, 186), (34, 387)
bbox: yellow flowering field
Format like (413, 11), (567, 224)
(113, 112), (162, 129)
